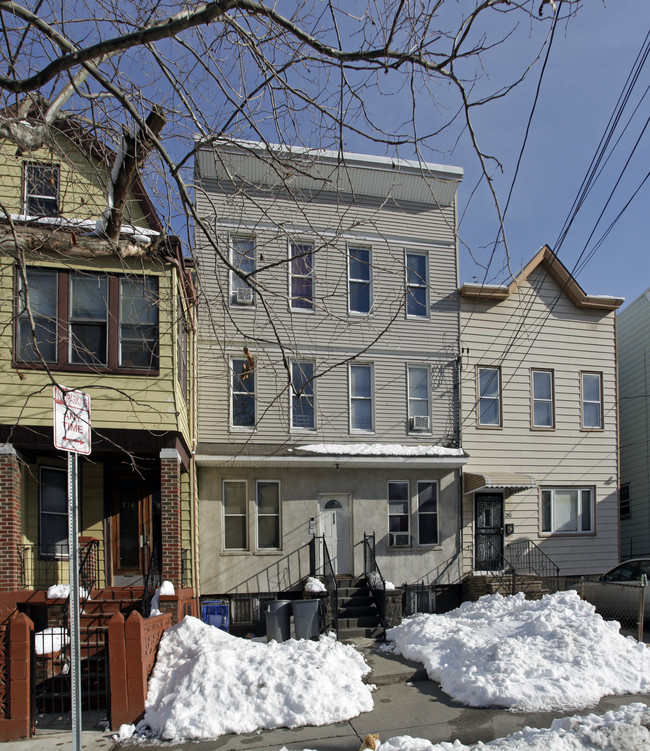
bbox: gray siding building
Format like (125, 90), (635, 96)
(194, 142), (468, 595)
(618, 288), (650, 559)
(459, 246), (623, 579)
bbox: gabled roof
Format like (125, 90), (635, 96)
(460, 245), (624, 311)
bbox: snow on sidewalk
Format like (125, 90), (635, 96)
(142, 616), (374, 739)
(386, 590), (650, 711)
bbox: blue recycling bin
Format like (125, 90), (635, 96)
(201, 600), (230, 631)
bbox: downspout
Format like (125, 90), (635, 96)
(453, 189), (465, 583)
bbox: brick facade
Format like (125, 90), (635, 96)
(160, 449), (182, 587)
(0, 447), (22, 592)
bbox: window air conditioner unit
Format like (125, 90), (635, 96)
(389, 533), (410, 548)
(235, 287), (254, 305)
(410, 415), (429, 432)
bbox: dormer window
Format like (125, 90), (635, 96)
(23, 161), (60, 217)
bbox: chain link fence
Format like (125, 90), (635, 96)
(569, 576), (648, 641)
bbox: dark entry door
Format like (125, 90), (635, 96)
(474, 493), (504, 571)
(111, 472), (158, 585)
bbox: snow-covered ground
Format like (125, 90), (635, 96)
(121, 590), (650, 749)
(386, 590), (650, 711)
(374, 703), (650, 751)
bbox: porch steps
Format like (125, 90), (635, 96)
(336, 577), (383, 640)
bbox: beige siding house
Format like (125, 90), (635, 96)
(195, 143), (468, 598)
(459, 246), (623, 578)
(617, 288), (650, 559)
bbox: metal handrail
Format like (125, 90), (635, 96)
(319, 536), (338, 635)
(505, 539), (560, 579)
(363, 532), (387, 633)
(141, 546), (162, 618)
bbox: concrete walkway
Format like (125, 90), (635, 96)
(6, 639), (650, 751)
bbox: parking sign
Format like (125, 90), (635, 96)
(53, 386), (91, 455)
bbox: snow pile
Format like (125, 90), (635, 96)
(293, 443), (465, 457)
(304, 577), (327, 593)
(368, 572), (396, 590)
(149, 580), (176, 616)
(34, 627), (68, 655)
(377, 703), (650, 751)
(386, 590), (650, 711)
(143, 616), (373, 739)
(47, 584), (89, 599)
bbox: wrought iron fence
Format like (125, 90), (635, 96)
(505, 539), (560, 580)
(402, 583), (437, 615)
(32, 623), (109, 716)
(19, 539), (100, 592)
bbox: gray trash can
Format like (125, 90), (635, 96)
(264, 600), (291, 642)
(292, 599), (321, 640)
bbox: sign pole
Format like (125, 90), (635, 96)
(68, 451), (82, 751)
(53, 385), (91, 751)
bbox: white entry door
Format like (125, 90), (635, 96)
(318, 494), (351, 575)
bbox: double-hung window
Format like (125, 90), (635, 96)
(405, 251), (428, 317)
(231, 236), (255, 306)
(350, 363), (373, 432)
(417, 481), (438, 546)
(581, 372), (603, 429)
(16, 267), (159, 372)
(388, 481), (410, 547)
(290, 242), (314, 310)
(257, 480), (281, 549)
(291, 360), (315, 430)
(477, 366), (501, 427)
(348, 246), (372, 314)
(24, 161), (59, 216)
(619, 483), (631, 519)
(541, 488), (594, 534)
(531, 369), (554, 429)
(231, 358), (255, 428)
(223, 480), (248, 549)
(39, 467), (67, 558)
(408, 365), (430, 432)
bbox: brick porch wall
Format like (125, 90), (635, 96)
(0, 446), (22, 592)
(160, 449), (182, 588)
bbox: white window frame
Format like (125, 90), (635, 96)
(388, 480), (410, 548)
(289, 241), (315, 311)
(541, 487), (594, 535)
(407, 364), (431, 433)
(349, 362), (374, 433)
(223, 480), (248, 550)
(256, 480), (281, 550)
(230, 357), (256, 429)
(23, 161), (60, 216)
(348, 245), (372, 315)
(405, 250), (429, 318)
(531, 369), (555, 429)
(230, 236), (256, 306)
(477, 366), (502, 428)
(581, 371), (603, 430)
(290, 360), (316, 431)
(417, 480), (438, 546)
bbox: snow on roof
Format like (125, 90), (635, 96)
(293, 443), (465, 457)
(4, 213), (159, 243)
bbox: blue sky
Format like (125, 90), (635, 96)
(336, 1), (648, 307)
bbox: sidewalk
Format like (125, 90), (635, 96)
(7, 640), (650, 751)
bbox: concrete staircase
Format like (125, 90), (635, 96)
(336, 576), (384, 640)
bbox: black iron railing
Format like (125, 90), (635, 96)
(505, 539), (560, 580)
(19, 539), (100, 591)
(363, 532), (386, 633)
(141, 547), (162, 618)
(402, 583), (436, 615)
(309, 535), (338, 635)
